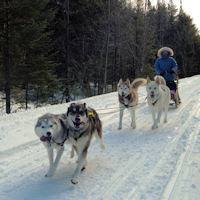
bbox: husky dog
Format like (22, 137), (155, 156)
(117, 78), (147, 130)
(146, 76), (170, 129)
(35, 113), (69, 177)
(66, 102), (105, 184)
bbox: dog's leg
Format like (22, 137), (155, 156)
(151, 108), (158, 129)
(163, 103), (169, 123)
(70, 145), (75, 158)
(71, 152), (84, 184)
(130, 108), (136, 129)
(45, 148), (54, 177)
(52, 147), (64, 174)
(157, 107), (162, 124)
(118, 107), (125, 130)
(81, 148), (88, 172)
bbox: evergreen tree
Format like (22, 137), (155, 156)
(0, 0), (58, 112)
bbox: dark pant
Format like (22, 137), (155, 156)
(166, 81), (177, 91)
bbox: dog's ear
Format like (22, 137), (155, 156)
(67, 104), (74, 116)
(125, 78), (130, 86)
(146, 76), (151, 84)
(83, 103), (88, 117)
(118, 78), (123, 87)
(36, 119), (41, 127)
(155, 76), (160, 85)
(66, 107), (70, 116)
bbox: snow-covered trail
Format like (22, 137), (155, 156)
(0, 75), (200, 200)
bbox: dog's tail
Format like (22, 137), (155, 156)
(131, 78), (147, 90)
(154, 75), (166, 85)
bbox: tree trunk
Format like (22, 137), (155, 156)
(103, 0), (110, 94)
(25, 81), (28, 110)
(4, 0), (11, 114)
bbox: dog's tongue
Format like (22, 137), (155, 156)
(40, 136), (51, 142)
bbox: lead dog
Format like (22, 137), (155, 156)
(66, 102), (105, 184)
(146, 75), (170, 129)
(117, 78), (146, 129)
(35, 113), (69, 177)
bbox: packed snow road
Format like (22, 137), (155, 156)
(0, 75), (200, 200)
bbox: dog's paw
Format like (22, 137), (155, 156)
(101, 144), (105, 150)
(152, 124), (158, 129)
(131, 122), (136, 129)
(71, 178), (78, 184)
(45, 172), (53, 177)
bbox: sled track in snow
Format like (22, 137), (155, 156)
(161, 106), (200, 199)
(0, 139), (39, 159)
(87, 88), (199, 200)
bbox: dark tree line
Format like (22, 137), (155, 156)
(0, 0), (200, 113)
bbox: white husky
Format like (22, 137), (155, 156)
(35, 113), (69, 177)
(146, 76), (170, 129)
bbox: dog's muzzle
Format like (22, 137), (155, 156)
(73, 118), (85, 128)
(150, 92), (155, 98)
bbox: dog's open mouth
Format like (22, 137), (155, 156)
(150, 94), (155, 98)
(73, 121), (85, 128)
(40, 135), (51, 142)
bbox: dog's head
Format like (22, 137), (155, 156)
(66, 103), (88, 130)
(35, 113), (62, 142)
(117, 78), (131, 97)
(146, 76), (160, 99)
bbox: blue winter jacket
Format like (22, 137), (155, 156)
(154, 52), (178, 82)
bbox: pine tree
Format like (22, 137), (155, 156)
(0, 0), (58, 112)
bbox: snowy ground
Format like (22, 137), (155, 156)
(0, 75), (200, 200)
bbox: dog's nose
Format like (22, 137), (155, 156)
(75, 117), (80, 122)
(46, 132), (51, 137)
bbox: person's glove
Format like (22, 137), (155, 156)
(170, 70), (175, 74)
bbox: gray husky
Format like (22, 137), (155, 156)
(35, 113), (69, 177)
(66, 102), (105, 184)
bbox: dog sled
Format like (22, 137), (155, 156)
(168, 74), (181, 108)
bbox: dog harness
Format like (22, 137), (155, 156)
(151, 95), (161, 106)
(118, 94), (135, 108)
(87, 109), (96, 118)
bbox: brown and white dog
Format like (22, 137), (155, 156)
(146, 75), (170, 129)
(117, 78), (146, 130)
(66, 102), (105, 184)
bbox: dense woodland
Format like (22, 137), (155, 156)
(0, 0), (200, 113)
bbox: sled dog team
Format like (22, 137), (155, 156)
(35, 75), (170, 184)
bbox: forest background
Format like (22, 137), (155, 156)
(0, 0), (200, 113)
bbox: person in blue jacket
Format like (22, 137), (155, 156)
(154, 47), (178, 92)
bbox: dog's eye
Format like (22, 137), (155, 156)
(50, 125), (53, 128)
(154, 87), (156, 90)
(42, 126), (45, 128)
